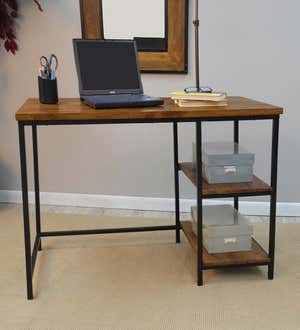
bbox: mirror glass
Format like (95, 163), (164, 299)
(102, 0), (166, 50)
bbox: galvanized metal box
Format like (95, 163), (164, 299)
(193, 142), (255, 184)
(191, 205), (253, 254)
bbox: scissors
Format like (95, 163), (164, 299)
(39, 54), (58, 79)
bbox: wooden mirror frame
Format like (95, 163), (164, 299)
(79, 0), (189, 74)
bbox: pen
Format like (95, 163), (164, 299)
(51, 68), (55, 80)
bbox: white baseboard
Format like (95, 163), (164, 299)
(0, 190), (299, 217)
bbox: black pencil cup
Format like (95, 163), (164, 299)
(38, 76), (58, 104)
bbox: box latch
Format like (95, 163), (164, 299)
(224, 166), (237, 174)
(224, 237), (237, 245)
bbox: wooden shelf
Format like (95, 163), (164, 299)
(181, 221), (270, 269)
(179, 162), (272, 198)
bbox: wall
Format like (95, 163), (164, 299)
(0, 0), (299, 205)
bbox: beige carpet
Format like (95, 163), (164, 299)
(0, 206), (300, 330)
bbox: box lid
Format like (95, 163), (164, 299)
(202, 142), (254, 166)
(192, 205), (253, 238)
(192, 205), (235, 226)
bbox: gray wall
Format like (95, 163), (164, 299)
(0, 0), (298, 202)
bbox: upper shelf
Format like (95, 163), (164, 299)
(179, 162), (272, 198)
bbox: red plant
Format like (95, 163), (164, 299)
(0, 0), (43, 54)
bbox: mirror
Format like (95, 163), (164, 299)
(80, 0), (189, 73)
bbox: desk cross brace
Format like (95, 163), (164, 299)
(18, 116), (279, 299)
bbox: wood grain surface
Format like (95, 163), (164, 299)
(180, 221), (271, 268)
(16, 97), (283, 122)
(80, 0), (103, 39)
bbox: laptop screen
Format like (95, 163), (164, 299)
(73, 40), (143, 95)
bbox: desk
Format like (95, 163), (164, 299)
(16, 97), (283, 300)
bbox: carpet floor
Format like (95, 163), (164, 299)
(0, 206), (300, 330)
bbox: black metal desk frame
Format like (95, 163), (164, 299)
(18, 114), (279, 299)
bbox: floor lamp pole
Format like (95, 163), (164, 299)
(185, 0), (212, 93)
(194, 0), (200, 92)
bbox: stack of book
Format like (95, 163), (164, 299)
(171, 91), (227, 108)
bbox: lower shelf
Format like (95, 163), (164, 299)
(181, 221), (271, 269)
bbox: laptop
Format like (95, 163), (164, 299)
(73, 39), (164, 109)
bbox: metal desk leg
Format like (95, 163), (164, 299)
(32, 125), (42, 251)
(173, 122), (181, 243)
(234, 120), (239, 211)
(18, 123), (33, 300)
(268, 116), (280, 279)
(196, 121), (203, 286)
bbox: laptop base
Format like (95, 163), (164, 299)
(82, 94), (164, 109)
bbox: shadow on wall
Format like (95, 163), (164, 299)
(0, 159), (19, 191)
(0, 62), (23, 193)
(0, 69), (8, 123)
